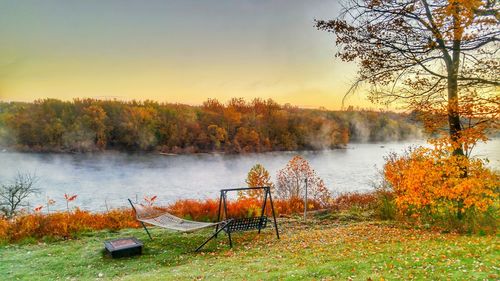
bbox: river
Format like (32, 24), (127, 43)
(0, 139), (498, 211)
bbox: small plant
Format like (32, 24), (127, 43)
(46, 197), (56, 214)
(64, 194), (78, 212)
(375, 190), (396, 220)
(144, 195), (157, 206)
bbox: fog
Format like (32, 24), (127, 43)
(0, 139), (498, 212)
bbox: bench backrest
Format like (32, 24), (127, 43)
(226, 216), (268, 232)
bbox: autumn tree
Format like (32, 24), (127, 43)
(207, 124), (228, 150)
(276, 156), (331, 206)
(316, 0), (499, 156)
(237, 164), (274, 199)
(82, 105), (107, 150)
(234, 127), (260, 152)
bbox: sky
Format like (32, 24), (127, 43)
(0, 0), (371, 109)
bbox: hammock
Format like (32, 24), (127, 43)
(130, 201), (223, 232)
(128, 199), (232, 251)
(128, 199), (228, 232)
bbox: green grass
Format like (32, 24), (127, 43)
(1, 219), (498, 280)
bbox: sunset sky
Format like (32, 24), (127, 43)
(0, 0), (372, 109)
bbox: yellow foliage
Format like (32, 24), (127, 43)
(384, 138), (499, 219)
(239, 164), (274, 199)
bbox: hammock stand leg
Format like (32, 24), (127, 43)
(128, 198), (153, 240)
(195, 220), (232, 252)
(268, 190), (280, 239)
(227, 229), (233, 248)
(141, 222), (153, 240)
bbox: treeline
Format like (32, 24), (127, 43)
(0, 98), (421, 153)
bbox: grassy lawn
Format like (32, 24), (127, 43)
(0, 218), (498, 280)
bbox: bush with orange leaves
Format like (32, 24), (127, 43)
(331, 192), (379, 211)
(0, 209), (139, 242)
(384, 138), (499, 232)
(0, 196), (329, 243)
(168, 197), (324, 222)
(0, 217), (8, 241)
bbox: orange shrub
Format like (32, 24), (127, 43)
(331, 192), (378, 211)
(4, 209), (139, 242)
(384, 140), (499, 230)
(2, 196), (331, 242)
(168, 199), (220, 221)
(274, 197), (323, 215)
(167, 197), (325, 221)
(0, 217), (8, 241)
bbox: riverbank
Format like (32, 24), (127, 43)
(1, 218), (497, 280)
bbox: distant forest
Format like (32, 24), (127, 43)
(0, 98), (422, 153)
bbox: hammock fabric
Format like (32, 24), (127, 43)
(130, 202), (223, 233)
(128, 199), (234, 251)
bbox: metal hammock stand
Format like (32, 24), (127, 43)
(209, 187), (280, 246)
(128, 186), (279, 252)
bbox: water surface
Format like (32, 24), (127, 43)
(1, 139), (498, 211)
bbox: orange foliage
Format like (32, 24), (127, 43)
(0, 209), (139, 242)
(168, 198), (266, 221)
(167, 197), (324, 222)
(0, 217), (8, 240)
(1, 98), (418, 154)
(273, 197), (323, 216)
(167, 199), (220, 222)
(384, 138), (499, 219)
(0, 195), (334, 242)
(331, 192), (379, 211)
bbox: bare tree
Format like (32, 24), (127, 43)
(316, 0), (499, 155)
(0, 173), (39, 218)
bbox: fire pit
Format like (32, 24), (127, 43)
(104, 237), (143, 258)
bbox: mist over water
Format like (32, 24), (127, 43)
(0, 139), (498, 212)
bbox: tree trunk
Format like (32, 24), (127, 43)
(448, 75), (466, 220)
(447, 74), (464, 156)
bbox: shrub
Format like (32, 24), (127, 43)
(3, 209), (139, 242)
(0, 217), (8, 242)
(167, 197), (324, 221)
(167, 199), (220, 222)
(384, 142), (499, 233)
(1, 195), (332, 243)
(331, 192), (378, 211)
(375, 189), (396, 220)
